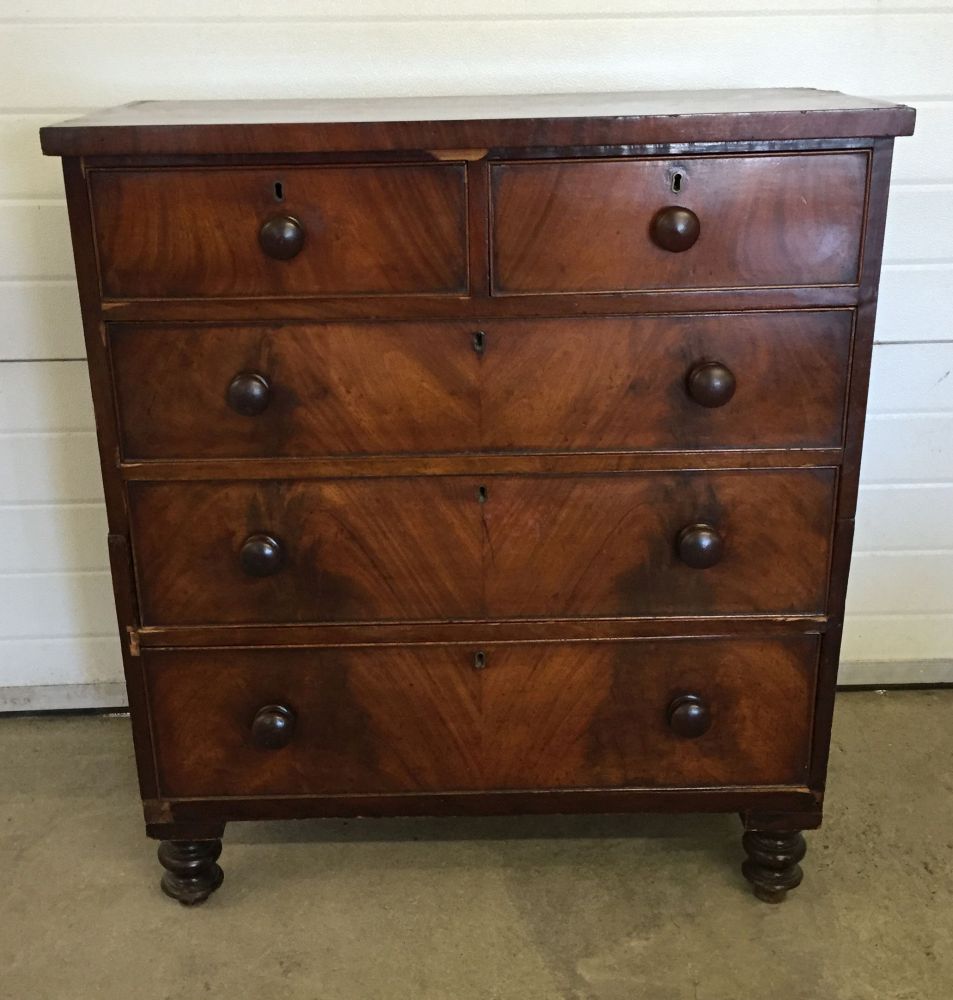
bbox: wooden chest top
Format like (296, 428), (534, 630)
(40, 89), (914, 156)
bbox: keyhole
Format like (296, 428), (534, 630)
(273, 180), (284, 202)
(472, 330), (486, 356)
(473, 650), (487, 670)
(671, 172), (683, 194)
(477, 485), (488, 504)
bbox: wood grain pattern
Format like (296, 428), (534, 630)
(89, 164), (468, 298)
(492, 153), (869, 293)
(98, 284), (862, 323)
(119, 449), (847, 483)
(127, 470), (836, 626)
(809, 139), (897, 796)
(134, 616), (829, 650)
(145, 636), (818, 798)
(39, 91), (916, 157)
(160, 787), (821, 825)
(61, 158), (161, 803)
(40, 94), (914, 892)
(110, 310), (853, 459)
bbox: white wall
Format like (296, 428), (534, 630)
(1, 1), (950, 707)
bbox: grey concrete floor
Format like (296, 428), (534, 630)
(1, 690), (951, 1000)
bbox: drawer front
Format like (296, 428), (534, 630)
(491, 153), (868, 293)
(128, 470), (835, 626)
(111, 311), (852, 459)
(146, 636), (818, 798)
(89, 164), (468, 298)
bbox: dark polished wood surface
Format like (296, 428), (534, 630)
(157, 839), (224, 906)
(43, 91), (914, 902)
(120, 449), (846, 482)
(128, 470), (835, 626)
(492, 154), (868, 293)
(136, 616), (829, 651)
(145, 636), (817, 798)
(741, 829), (808, 903)
(39, 90), (915, 156)
(98, 284), (863, 324)
(110, 311), (852, 459)
(90, 164), (468, 298)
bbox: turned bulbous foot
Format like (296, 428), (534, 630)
(158, 839), (224, 905)
(741, 830), (807, 903)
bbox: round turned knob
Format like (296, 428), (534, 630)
(650, 206), (700, 253)
(251, 704), (296, 749)
(687, 361), (736, 408)
(239, 534), (284, 577)
(226, 372), (271, 416)
(259, 215), (305, 260)
(676, 523), (724, 569)
(667, 694), (711, 738)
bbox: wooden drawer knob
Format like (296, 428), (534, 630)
(687, 361), (736, 408)
(650, 206), (700, 253)
(667, 694), (711, 738)
(676, 523), (723, 569)
(251, 704), (296, 749)
(226, 372), (271, 416)
(259, 215), (305, 260)
(239, 534), (284, 577)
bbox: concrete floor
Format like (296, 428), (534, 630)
(1, 691), (951, 1000)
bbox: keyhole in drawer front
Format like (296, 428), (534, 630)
(477, 485), (488, 504)
(273, 180), (285, 202)
(473, 650), (487, 670)
(472, 330), (486, 355)
(671, 172), (683, 193)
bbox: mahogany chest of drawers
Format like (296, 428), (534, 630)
(41, 90), (915, 905)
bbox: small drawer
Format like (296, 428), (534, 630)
(491, 153), (868, 293)
(127, 469), (835, 626)
(145, 635), (818, 798)
(89, 164), (468, 298)
(110, 310), (852, 459)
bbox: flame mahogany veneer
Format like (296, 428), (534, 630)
(42, 90), (915, 905)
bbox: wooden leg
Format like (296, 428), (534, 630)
(741, 829), (807, 903)
(157, 839), (224, 905)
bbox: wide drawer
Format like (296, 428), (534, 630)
(128, 470), (835, 626)
(89, 164), (468, 298)
(491, 153), (868, 293)
(145, 636), (818, 798)
(111, 311), (852, 459)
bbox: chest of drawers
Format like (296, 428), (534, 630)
(41, 90), (915, 906)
